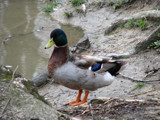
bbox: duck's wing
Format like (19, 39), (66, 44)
(70, 54), (126, 75)
(69, 54), (110, 69)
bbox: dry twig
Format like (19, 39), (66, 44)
(104, 98), (118, 105)
(1, 98), (11, 115)
(89, 104), (94, 120)
(129, 89), (156, 97)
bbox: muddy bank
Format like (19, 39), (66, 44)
(50, 0), (160, 55)
(35, 0), (160, 119)
(0, 66), (58, 120)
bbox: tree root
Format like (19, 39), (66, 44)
(145, 67), (160, 78)
(118, 73), (160, 82)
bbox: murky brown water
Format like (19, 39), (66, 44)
(0, 0), (83, 79)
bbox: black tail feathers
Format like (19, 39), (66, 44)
(107, 61), (127, 76)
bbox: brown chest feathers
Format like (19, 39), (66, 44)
(48, 45), (69, 76)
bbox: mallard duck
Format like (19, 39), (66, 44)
(44, 29), (126, 106)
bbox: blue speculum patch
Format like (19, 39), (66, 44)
(91, 63), (102, 71)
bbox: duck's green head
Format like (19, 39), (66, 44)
(44, 29), (68, 49)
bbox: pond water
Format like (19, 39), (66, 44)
(0, 0), (83, 79)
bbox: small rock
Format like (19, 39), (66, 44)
(71, 34), (90, 53)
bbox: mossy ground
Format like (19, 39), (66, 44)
(0, 66), (48, 104)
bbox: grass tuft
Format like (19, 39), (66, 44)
(71, 0), (85, 7)
(43, 2), (60, 13)
(64, 12), (73, 18)
(136, 82), (145, 89)
(148, 40), (160, 52)
(135, 19), (148, 30)
(118, 19), (149, 30)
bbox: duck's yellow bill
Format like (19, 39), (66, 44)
(44, 38), (55, 49)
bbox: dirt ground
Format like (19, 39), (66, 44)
(58, 98), (160, 120)
(38, 0), (160, 119)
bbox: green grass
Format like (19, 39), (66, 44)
(64, 12), (73, 18)
(118, 23), (125, 28)
(107, 0), (130, 9)
(136, 82), (145, 89)
(118, 19), (149, 30)
(71, 0), (85, 7)
(148, 40), (160, 52)
(114, 3), (121, 9)
(153, 22), (160, 26)
(95, 1), (102, 6)
(108, 1), (114, 6)
(43, 2), (60, 13)
(128, 19), (135, 28)
(135, 19), (148, 30)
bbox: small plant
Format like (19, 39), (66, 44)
(64, 12), (73, 18)
(71, 0), (85, 7)
(43, 5), (53, 12)
(114, 3), (121, 9)
(96, 1), (102, 6)
(129, 82), (145, 93)
(135, 19), (148, 30)
(154, 22), (160, 26)
(118, 23), (125, 28)
(128, 19), (135, 28)
(148, 40), (160, 52)
(108, 1), (114, 6)
(43, 2), (60, 13)
(136, 82), (145, 89)
(120, 0), (126, 5)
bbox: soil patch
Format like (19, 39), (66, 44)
(58, 98), (160, 120)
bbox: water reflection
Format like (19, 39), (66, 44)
(0, 0), (84, 79)
(0, 0), (45, 79)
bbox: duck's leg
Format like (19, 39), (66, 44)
(66, 89), (82, 105)
(72, 91), (89, 106)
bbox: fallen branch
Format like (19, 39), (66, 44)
(1, 98), (11, 115)
(118, 73), (160, 82)
(2, 66), (18, 94)
(145, 67), (160, 78)
(145, 67), (160, 74)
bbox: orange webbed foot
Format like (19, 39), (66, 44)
(71, 91), (89, 106)
(71, 101), (87, 106)
(65, 100), (79, 105)
(65, 90), (89, 106)
(65, 90), (82, 105)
